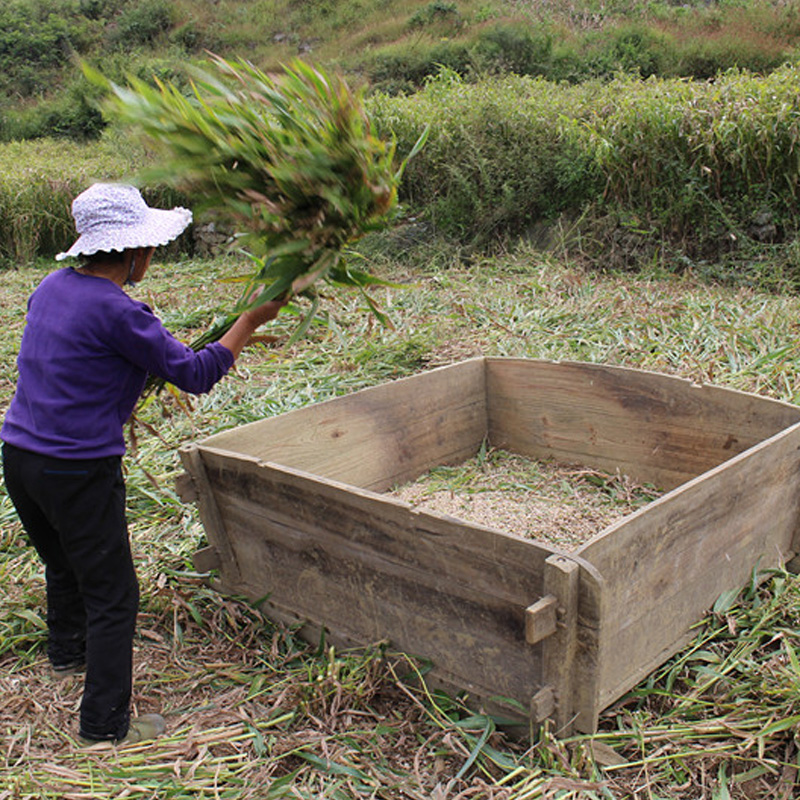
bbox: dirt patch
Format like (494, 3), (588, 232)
(387, 448), (662, 551)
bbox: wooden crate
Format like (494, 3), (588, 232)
(178, 358), (800, 733)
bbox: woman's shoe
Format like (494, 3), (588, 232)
(79, 713), (166, 747)
(51, 659), (86, 680)
(121, 713), (166, 744)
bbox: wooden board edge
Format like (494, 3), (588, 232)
(199, 357), (489, 450)
(179, 443), (242, 583)
(483, 357), (800, 417)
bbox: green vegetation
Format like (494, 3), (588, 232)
(3, 0), (800, 141)
(7, 62), (800, 288)
(4, 251), (800, 796)
(371, 65), (800, 279)
(0, 134), (184, 263)
(4, 0), (800, 283)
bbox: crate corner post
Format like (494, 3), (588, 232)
(179, 443), (241, 587)
(526, 553), (589, 735)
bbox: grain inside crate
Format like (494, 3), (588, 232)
(387, 447), (662, 552)
(178, 357), (800, 733)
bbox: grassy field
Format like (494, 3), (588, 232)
(3, 242), (800, 797)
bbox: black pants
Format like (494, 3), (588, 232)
(2, 443), (139, 741)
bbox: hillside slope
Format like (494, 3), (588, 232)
(2, 0), (799, 141)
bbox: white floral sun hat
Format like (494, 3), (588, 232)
(56, 182), (192, 261)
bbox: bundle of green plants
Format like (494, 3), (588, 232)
(90, 56), (426, 351)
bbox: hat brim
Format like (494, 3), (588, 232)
(56, 206), (192, 261)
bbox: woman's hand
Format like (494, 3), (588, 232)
(241, 297), (287, 329)
(218, 295), (289, 359)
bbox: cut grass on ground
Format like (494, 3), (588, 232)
(3, 246), (800, 798)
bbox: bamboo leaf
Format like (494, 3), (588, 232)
(758, 714), (800, 736)
(713, 587), (741, 614)
(285, 295), (320, 346)
(454, 718), (494, 780)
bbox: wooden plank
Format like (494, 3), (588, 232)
(193, 546), (221, 573)
(786, 554), (800, 574)
(485, 358), (800, 491)
(197, 359), (488, 493)
(174, 471), (197, 503)
(194, 445), (553, 711)
(179, 444), (241, 586)
(525, 595), (557, 644)
(572, 560), (605, 732)
(540, 554), (580, 734)
(531, 686), (555, 723)
(580, 421), (800, 712)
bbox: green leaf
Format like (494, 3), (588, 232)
(15, 609), (46, 629)
(759, 714), (800, 736)
(454, 718), (494, 780)
(713, 587), (741, 614)
(285, 295), (320, 346)
(296, 750), (369, 780)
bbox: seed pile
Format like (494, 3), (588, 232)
(388, 448), (662, 551)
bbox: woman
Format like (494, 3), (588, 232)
(1, 183), (284, 745)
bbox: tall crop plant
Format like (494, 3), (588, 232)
(585, 66), (800, 235)
(368, 69), (601, 243)
(0, 134), (187, 265)
(371, 65), (800, 264)
(0, 139), (130, 264)
(89, 56), (425, 348)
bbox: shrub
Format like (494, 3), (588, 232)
(407, 1), (461, 30)
(366, 39), (474, 93)
(470, 23), (554, 77)
(2, 79), (105, 142)
(369, 69), (601, 243)
(79, 0), (126, 19)
(112, 0), (174, 47)
(674, 29), (791, 80)
(169, 21), (206, 53)
(0, 3), (72, 72)
(588, 22), (674, 79)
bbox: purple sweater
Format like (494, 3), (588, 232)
(1, 267), (234, 459)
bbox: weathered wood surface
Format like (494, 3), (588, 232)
(180, 444), (241, 583)
(200, 359), (487, 493)
(539, 555), (580, 733)
(187, 445), (603, 718)
(185, 357), (800, 732)
(486, 359), (800, 490)
(525, 596), (558, 644)
(580, 421), (800, 711)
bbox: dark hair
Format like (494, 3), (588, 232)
(81, 250), (128, 267)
